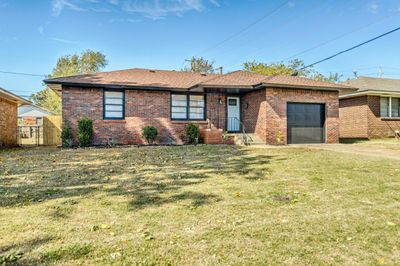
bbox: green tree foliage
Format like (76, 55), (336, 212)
(30, 50), (108, 114)
(61, 120), (73, 147)
(77, 117), (93, 147)
(183, 57), (215, 74)
(30, 88), (61, 115)
(185, 123), (200, 145)
(141, 126), (158, 144)
(243, 59), (342, 83)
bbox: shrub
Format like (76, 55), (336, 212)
(141, 126), (158, 144)
(61, 120), (73, 147)
(77, 117), (93, 147)
(185, 123), (200, 145)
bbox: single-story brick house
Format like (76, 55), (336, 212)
(0, 87), (31, 147)
(340, 76), (400, 139)
(44, 68), (351, 145)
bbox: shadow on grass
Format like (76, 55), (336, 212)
(0, 145), (277, 209)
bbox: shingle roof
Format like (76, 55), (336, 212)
(342, 76), (400, 93)
(263, 75), (354, 90)
(200, 70), (267, 87)
(45, 68), (218, 89)
(0, 86), (31, 104)
(44, 68), (353, 91)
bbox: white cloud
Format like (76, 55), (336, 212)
(38, 26), (44, 35)
(50, 0), (220, 19)
(122, 0), (204, 19)
(51, 0), (87, 16)
(50, 37), (79, 44)
(367, 2), (379, 13)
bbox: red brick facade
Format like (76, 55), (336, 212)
(62, 87), (227, 145)
(241, 88), (339, 144)
(0, 97), (18, 147)
(62, 86), (339, 146)
(339, 95), (400, 139)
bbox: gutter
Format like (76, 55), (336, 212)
(0, 87), (31, 105)
(339, 90), (400, 99)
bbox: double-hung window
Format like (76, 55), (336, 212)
(171, 94), (205, 120)
(103, 90), (125, 120)
(381, 96), (400, 118)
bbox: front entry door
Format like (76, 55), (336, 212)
(227, 97), (240, 132)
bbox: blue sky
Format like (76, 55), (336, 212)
(0, 0), (399, 97)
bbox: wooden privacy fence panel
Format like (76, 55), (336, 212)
(43, 116), (62, 146)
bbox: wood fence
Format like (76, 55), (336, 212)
(42, 116), (62, 146)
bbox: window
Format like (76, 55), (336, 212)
(104, 90), (124, 119)
(380, 96), (400, 118)
(381, 97), (389, 117)
(171, 94), (205, 120)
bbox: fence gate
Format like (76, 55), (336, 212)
(18, 125), (43, 146)
(18, 116), (62, 146)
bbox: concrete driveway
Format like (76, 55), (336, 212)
(295, 143), (400, 160)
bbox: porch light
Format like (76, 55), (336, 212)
(245, 102), (249, 109)
(218, 98), (223, 105)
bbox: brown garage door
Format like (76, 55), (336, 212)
(287, 103), (325, 144)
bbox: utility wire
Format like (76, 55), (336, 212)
(300, 26), (400, 70)
(196, 0), (291, 56)
(283, 12), (400, 62)
(0, 70), (46, 77)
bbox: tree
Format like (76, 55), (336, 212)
(312, 72), (343, 83)
(243, 59), (342, 83)
(243, 59), (314, 77)
(183, 57), (215, 74)
(30, 88), (62, 115)
(30, 50), (108, 114)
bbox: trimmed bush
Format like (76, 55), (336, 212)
(185, 123), (200, 145)
(77, 117), (93, 147)
(141, 126), (158, 144)
(61, 120), (73, 147)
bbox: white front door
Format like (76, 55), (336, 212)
(227, 97), (240, 132)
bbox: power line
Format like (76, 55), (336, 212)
(196, 0), (291, 56)
(0, 70), (46, 77)
(283, 11), (400, 62)
(300, 26), (400, 70)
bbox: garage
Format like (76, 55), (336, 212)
(287, 103), (325, 144)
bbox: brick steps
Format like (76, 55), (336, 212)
(229, 133), (265, 145)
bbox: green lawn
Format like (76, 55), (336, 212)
(0, 145), (399, 265)
(341, 138), (400, 151)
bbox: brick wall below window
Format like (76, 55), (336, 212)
(62, 87), (227, 145)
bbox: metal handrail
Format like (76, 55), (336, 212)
(230, 117), (253, 145)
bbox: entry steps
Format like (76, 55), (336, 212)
(228, 133), (265, 145)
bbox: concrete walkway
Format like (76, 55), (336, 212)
(292, 143), (400, 160)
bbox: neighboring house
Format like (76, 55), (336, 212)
(0, 87), (30, 147)
(18, 104), (53, 126)
(44, 68), (351, 145)
(340, 76), (400, 139)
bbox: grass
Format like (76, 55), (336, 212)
(0, 145), (399, 265)
(340, 138), (400, 150)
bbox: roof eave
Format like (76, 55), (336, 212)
(0, 88), (31, 105)
(339, 90), (400, 99)
(260, 83), (343, 91)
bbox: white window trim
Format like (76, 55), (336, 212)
(382, 96), (400, 118)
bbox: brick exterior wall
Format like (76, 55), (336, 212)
(0, 97), (18, 147)
(339, 95), (400, 139)
(241, 88), (339, 144)
(241, 89), (267, 141)
(339, 96), (369, 138)
(62, 87), (227, 145)
(62, 86), (339, 146)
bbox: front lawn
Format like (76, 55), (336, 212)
(0, 145), (399, 265)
